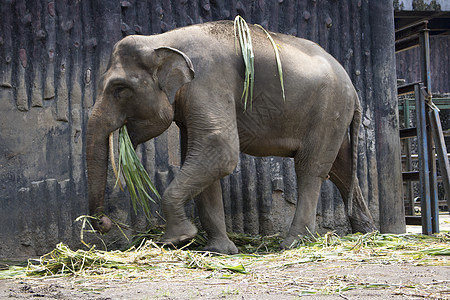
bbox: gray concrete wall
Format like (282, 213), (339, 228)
(0, 0), (403, 257)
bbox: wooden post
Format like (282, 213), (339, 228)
(369, 0), (406, 233)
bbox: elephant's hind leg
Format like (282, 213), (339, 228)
(281, 154), (326, 249)
(329, 137), (377, 233)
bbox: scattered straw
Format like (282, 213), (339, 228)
(1, 231), (448, 297)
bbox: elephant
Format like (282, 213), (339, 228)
(86, 20), (376, 254)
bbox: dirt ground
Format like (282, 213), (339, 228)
(1, 217), (450, 299)
(0, 259), (449, 299)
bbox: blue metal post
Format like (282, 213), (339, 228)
(415, 84), (432, 235)
(419, 29), (439, 233)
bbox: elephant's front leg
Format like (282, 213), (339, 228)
(159, 170), (201, 245)
(160, 130), (239, 250)
(195, 180), (238, 254)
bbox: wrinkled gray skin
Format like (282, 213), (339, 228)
(87, 21), (376, 254)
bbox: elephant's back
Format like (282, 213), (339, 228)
(164, 22), (357, 157)
(234, 32), (357, 158)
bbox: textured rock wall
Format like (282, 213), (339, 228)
(0, 0), (403, 257)
(396, 35), (450, 94)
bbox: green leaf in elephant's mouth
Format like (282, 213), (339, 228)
(114, 125), (161, 220)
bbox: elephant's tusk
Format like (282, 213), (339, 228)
(109, 131), (124, 191)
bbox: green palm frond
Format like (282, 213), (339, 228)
(234, 15), (255, 110)
(255, 24), (285, 102)
(117, 125), (161, 220)
(234, 16), (286, 110)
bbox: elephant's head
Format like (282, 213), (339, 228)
(86, 36), (195, 233)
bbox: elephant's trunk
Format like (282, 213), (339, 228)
(86, 101), (124, 233)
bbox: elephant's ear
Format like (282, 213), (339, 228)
(152, 47), (195, 104)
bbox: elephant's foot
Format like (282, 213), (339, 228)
(280, 234), (299, 250)
(280, 230), (313, 249)
(203, 238), (238, 255)
(161, 219), (198, 246)
(349, 216), (377, 234)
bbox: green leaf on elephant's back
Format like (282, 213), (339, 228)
(255, 24), (285, 102)
(118, 125), (161, 220)
(234, 15), (254, 111)
(234, 16), (285, 110)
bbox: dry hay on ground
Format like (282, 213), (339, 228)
(1, 231), (449, 299)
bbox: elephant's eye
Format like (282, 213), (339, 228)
(114, 87), (133, 99)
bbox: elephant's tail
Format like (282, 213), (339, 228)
(348, 97), (362, 216)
